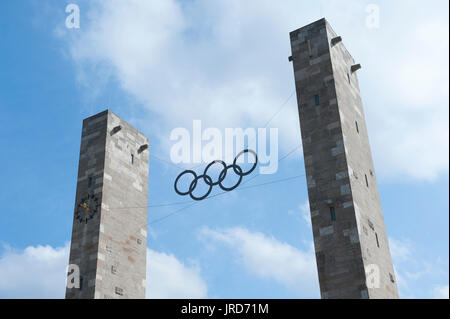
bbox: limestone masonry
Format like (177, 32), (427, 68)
(66, 110), (149, 299)
(289, 18), (399, 298)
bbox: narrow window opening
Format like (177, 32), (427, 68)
(137, 238), (142, 245)
(355, 121), (359, 134)
(111, 265), (117, 274)
(115, 287), (123, 296)
(79, 275), (83, 290)
(365, 174), (369, 187)
(330, 206), (336, 222)
(375, 232), (380, 248)
(307, 40), (312, 57)
(347, 72), (351, 83)
(88, 177), (93, 188)
(131, 154), (134, 165)
(389, 273), (395, 283)
(363, 226), (368, 236)
(314, 95), (320, 106)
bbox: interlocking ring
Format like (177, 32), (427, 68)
(233, 149), (258, 176)
(174, 170), (197, 196)
(189, 175), (213, 201)
(203, 160), (227, 186)
(218, 164), (243, 191)
(174, 149), (258, 201)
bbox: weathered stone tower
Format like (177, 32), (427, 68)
(289, 18), (398, 298)
(66, 110), (149, 299)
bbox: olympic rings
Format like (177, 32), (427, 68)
(173, 149), (258, 201)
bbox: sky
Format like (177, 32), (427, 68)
(0, 0), (448, 299)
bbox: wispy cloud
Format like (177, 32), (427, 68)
(198, 226), (319, 297)
(147, 249), (207, 298)
(0, 243), (69, 298)
(389, 237), (449, 298)
(59, 0), (449, 181)
(433, 284), (449, 299)
(0, 243), (207, 299)
(288, 201), (311, 226)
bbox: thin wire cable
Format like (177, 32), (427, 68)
(185, 89), (296, 171)
(138, 90), (298, 210)
(145, 90), (297, 172)
(239, 174), (304, 191)
(149, 202), (198, 225)
(144, 90), (304, 225)
(148, 144), (303, 224)
(149, 153), (186, 171)
(261, 90), (295, 129)
(149, 173), (304, 225)
(110, 143), (302, 211)
(240, 145), (301, 186)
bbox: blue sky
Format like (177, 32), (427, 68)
(0, 0), (448, 299)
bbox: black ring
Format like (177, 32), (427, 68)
(232, 149), (258, 176)
(218, 164), (243, 191)
(174, 170), (197, 196)
(174, 149), (257, 200)
(203, 160), (227, 186)
(189, 175), (213, 201)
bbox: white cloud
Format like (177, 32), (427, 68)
(389, 237), (412, 263)
(389, 237), (449, 298)
(0, 243), (70, 298)
(198, 226), (319, 297)
(319, 0), (449, 180)
(299, 201), (311, 226)
(433, 284), (449, 299)
(368, 16), (449, 181)
(146, 249), (207, 298)
(62, 0), (448, 181)
(0, 243), (207, 299)
(288, 201), (311, 226)
(388, 237), (418, 297)
(63, 0), (314, 156)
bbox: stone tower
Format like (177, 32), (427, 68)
(289, 18), (398, 298)
(66, 110), (149, 299)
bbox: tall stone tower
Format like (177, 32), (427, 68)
(66, 110), (149, 299)
(289, 18), (398, 298)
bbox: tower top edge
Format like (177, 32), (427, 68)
(289, 17), (327, 35)
(82, 109), (149, 141)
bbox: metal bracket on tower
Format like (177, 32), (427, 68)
(351, 64), (361, 73)
(331, 36), (342, 46)
(111, 125), (122, 135)
(138, 144), (149, 153)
